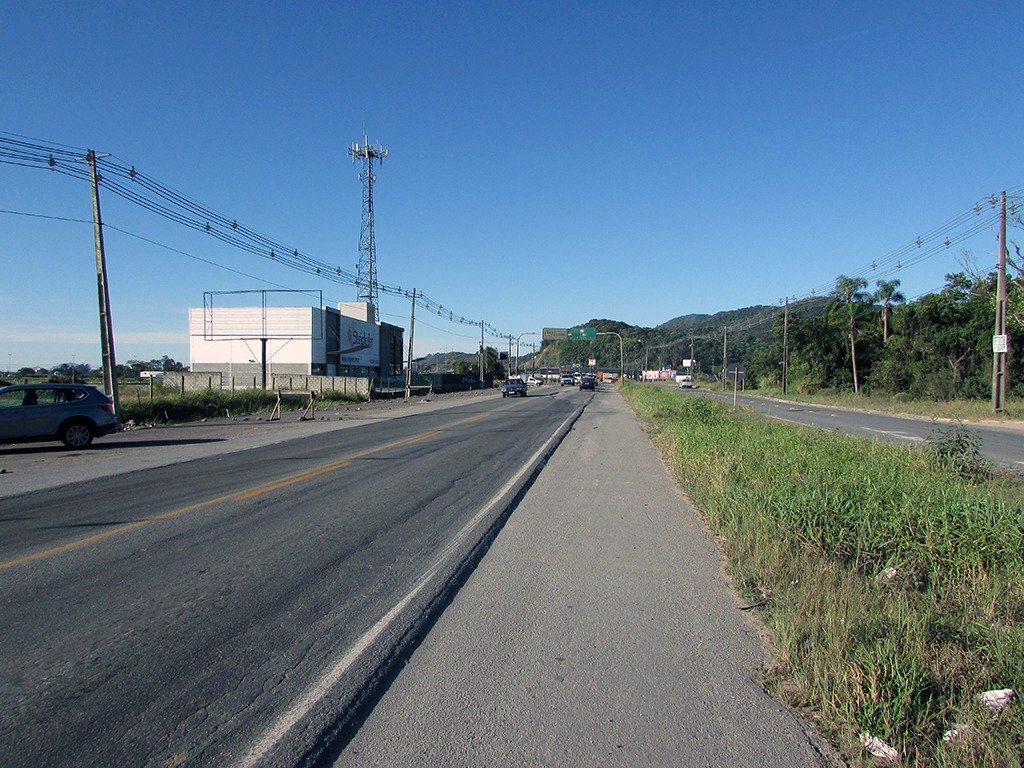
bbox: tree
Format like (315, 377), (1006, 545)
(831, 275), (870, 393)
(874, 279), (906, 342)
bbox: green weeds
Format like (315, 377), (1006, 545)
(621, 381), (1024, 766)
(119, 388), (359, 424)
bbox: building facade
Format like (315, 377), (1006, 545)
(188, 302), (404, 380)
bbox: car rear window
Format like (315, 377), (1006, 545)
(55, 388), (87, 403)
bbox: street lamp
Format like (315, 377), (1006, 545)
(515, 332), (538, 376)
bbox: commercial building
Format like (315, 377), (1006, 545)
(188, 301), (403, 381)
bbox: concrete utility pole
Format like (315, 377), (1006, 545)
(992, 191), (1009, 413)
(479, 320), (485, 388)
(782, 297), (790, 395)
(404, 288), (416, 401)
(722, 326), (728, 388)
(86, 150), (121, 419)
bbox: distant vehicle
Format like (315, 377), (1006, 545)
(560, 373), (574, 386)
(579, 374), (597, 391)
(0, 383), (119, 448)
(677, 374), (694, 388)
(526, 376), (542, 387)
(500, 378), (528, 397)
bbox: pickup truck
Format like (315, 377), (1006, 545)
(500, 378), (528, 397)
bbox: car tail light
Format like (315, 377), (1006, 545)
(100, 402), (115, 414)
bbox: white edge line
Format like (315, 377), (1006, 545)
(236, 404), (584, 768)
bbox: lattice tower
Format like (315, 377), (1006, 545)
(349, 137), (388, 307)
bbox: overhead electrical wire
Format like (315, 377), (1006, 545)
(0, 132), (514, 341)
(3, 132), (1019, 347)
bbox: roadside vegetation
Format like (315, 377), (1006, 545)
(620, 380), (1023, 766)
(118, 387), (360, 425)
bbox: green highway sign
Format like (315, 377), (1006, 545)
(568, 326), (597, 341)
(542, 327), (569, 341)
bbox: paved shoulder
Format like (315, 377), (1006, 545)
(337, 390), (827, 767)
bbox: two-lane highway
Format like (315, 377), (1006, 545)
(691, 388), (1024, 471)
(0, 388), (589, 767)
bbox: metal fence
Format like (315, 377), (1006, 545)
(372, 373), (494, 394)
(162, 372), (371, 398)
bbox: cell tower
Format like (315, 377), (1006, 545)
(349, 136), (388, 307)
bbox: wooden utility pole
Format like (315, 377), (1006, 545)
(782, 297), (790, 395)
(992, 192), (1009, 413)
(404, 288), (416, 400)
(87, 150), (121, 419)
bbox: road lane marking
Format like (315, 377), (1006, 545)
(235, 402), (586, 768)
(860, 427), (925, 443)
(0, 425), (461, 572)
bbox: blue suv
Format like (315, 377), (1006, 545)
(0, 383), (120, 448)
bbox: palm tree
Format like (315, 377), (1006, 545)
(833, 275), (869, 393)
(874, 279), (906, 342)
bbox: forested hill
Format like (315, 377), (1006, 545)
(659, 304), (787, 336)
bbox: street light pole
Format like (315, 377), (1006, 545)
(515, 332), (538, 376)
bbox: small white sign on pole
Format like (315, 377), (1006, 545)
(993, 335), (1009, 354)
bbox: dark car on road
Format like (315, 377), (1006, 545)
(579, 374), (597, 391)
(500, 378), (528, 397)
(0, 383), (120, 448)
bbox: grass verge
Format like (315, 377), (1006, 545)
(620, 380), (1023, 766)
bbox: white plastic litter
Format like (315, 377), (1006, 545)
(978, 688), (1015, 713)
(860, 732), (899, 762)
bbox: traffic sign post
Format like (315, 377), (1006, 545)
(568, 326), (597, 341)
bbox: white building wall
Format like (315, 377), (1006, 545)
(188, 307), (316, 373)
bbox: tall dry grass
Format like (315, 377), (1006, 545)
(621, 381), (1023, 766)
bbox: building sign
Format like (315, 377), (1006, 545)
(337, 315), (380, 367)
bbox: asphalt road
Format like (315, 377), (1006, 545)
(0, 388), (585, 767)
(335, 388), (827, 767)
(693, 388), (1024, 471)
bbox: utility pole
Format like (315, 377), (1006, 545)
(722, 326), (728, 389)
(782, 297), (790, 395)
(86, 150), (121, 420)
(479, 320), (485, 388)
(404, 288), (416, 401)
(992, 191), (1009, 413)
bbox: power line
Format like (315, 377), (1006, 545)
(0, 134), (514, 341)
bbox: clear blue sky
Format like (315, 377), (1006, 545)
(3, 1), (1022, 370)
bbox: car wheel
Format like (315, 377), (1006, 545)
(60, 421), (95, 448)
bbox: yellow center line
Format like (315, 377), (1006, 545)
(0, 422), (463, 571)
